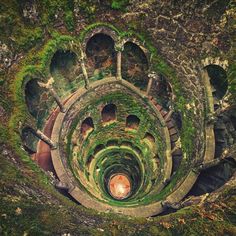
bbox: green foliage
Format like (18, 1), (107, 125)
(8, 33), (81, 176)
(75, 0), (97, 18)
(13, 27), (43, 51)
(78, 22), (120, 41)
(64, 11), (75, 31)
(228, 63), (236, 102)
(0, 123), (8, 142)
(111, 0), (129, 10)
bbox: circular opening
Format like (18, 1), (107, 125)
(108, 173), (131, 200)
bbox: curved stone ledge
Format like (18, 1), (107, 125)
(50, 77), (204, 217)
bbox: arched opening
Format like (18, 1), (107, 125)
(50, 50), (80, 94)
(205, 65), (228, 100)
(86, 33), (116, 77)
(107, 140), (118, 147)
(122, 42), (148, 90)
(94, 144), (105, 155)
(121, 141), (133, 148)
(86, 155), (94, 168)
(150, 75), (172, 109)
(101, 104), (117, 123)
(81, 117), (94, 137)
(144, 132), (155, 144)
(21, 127), (39, 154)
(126, 115), (140, 130)
(25, 78), (43, 118)
(172, 111), (182, 130)
(50, 50), (78, 80)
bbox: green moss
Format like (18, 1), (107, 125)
(78, 22), (120, 41)
(64, 11), (75, 31)
(228, 63), (236, 102)
(15, 27), (43, 51)
(111, 0), (129, 10)
(0, 124), (8, 141)
(75, 0), (97, 19)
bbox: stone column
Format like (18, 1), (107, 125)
(78, 48), (90, 89)
(35, 129), (57, 149)
(69, 41), (89, 89)
(38, 78), (66, 113)
(165, 110), (173, 121)
(146, 71), (158, 96)
(48, 87), (66, 113)
(115, 41), (124, 80)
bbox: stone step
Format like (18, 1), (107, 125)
(169, 127), (177, 136)
(172, 149), (182, 156)
(166, 119), (175, 129)
(170, 134), (179, 142)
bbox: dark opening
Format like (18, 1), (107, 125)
(122, 42), (149, 90)
(205, 65), (228, 100)
(81, 117), (94, 137)
(21, 127), (39, 153)
(107, 140), (118, 147)
(150, 75), (172, 108)
(50, 50), (77, 80)
(86, 155), (94, 168)
(86, 33), (116, 76)
(94, 144), (105, 155)
(25, 79), (43, 118)
(126, 115), (140, 130)
(188, 158), (236, 196)
(144, 132), (155, 143)
(101, 104), (117, 123)
(172, 111), (182, 130)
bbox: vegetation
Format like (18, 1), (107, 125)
(111, 0), (130, 10)
(0, 1), (235, 234)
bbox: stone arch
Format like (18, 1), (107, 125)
(149, 74), (173, 109)
(126, 115), (140, 130)
(50, 50), (81, 94)
(202, 57), (229, 70)
(82, 26), (119, 51)
(21, 126), (39, 153)
(94, 144), (105, 155)
(85, 33), (117, 77)
(101, 104), (117, 123)
(121, 38), (150, 63)
(24, 78), (44, 118)
(204, 64), (228, 100)
(121, 41), (149, 90)
(81, 117), (94, 137)
(144, 132), (155, 144)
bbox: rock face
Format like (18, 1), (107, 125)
(0, 42), (14, 72)
(0, 0), (235, 235)
(22, 0), (39, 23)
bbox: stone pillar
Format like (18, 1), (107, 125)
(115, 41), (124, 80)
(68, 41), (89, 89)
(78, 48), (89, 89)
(146, 71), (158, 96)
(117, 51), (122, 79)
(146, 76), (153, 95)
(165, 110), (173, 121)
(38, 78), (66, 113)
(48, 87), (66, 113)
(35, 129), (57, 149)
